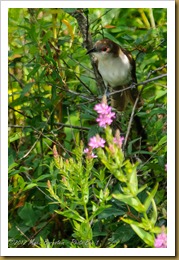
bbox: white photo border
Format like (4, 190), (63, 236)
(1, 1), (175, 256)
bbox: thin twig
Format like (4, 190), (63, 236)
(67, 54), (93, 74)
(67, 107), (76, 146)
(15, 226), (38, 248)
(8, 72), (24, 88)
(137, 73), (167, 85)
(51, 84), (97, 101)
(51, 72), (167, 103)
(19, 105), (57, 160)
(147, 64), (167, 78)
(20, 135), (41, 160)
(137, 141), (167, 172)
(9, 123), (90, 131)
(9, 71), (167, 106)
(9, 125), (32, 128)
(62, 57), (95, 95)
(106, 73), (167, 98)
(27, 214), (57, 241)
(8, 106), (33, 119)
(123, 92), (141, 149)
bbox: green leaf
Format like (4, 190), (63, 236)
(90, 204), (112, 220)
(8, 154), (15, 168)
(73, 221), (93, 242)
(112, 193), (145, 213)
(125, 160), (138, 195)
(18, 202), (40, 227)
(87, 125), (100, 139)
(39, 236), (47, 248)
(137, 184), (148, 194)
(121, 217), (150, 230)
(8, 155), (18, 173)
(23, 183), (37, 191)
(27, 64), (41, 80)
(45, 42), (52, 57)
(20, 83), (34, 96)
(130, 224), (154, 247)
(9, 132), (24, 143)
(153, 136), (167, 151)
(35, 174), (52, 182)
(109, 224), (135, 244)
(144, 183), (158, 212)
(44, 55), (56, 66)
(155, 89), (167, 100)
(55, 209), (85, 222)
(150, 198), (158, 226)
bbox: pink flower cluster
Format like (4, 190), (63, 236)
(84, 147), (97, 159)
(113, 136), (125, 148)
(88, 135), (105, 149)
(94, 102), (115, 128)
(84, 98), (122, 159)
(84, 135), (105, 159)
(154, 232), (167, 248)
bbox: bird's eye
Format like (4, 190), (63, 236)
(102, 47), (108, 52)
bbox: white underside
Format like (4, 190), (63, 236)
(94, 52), (132, 87)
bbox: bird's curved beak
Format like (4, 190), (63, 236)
(86, 47), (96, 55)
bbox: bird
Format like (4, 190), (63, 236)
(86, 38), (147, 144)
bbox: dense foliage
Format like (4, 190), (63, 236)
(8, 8), (167, 248)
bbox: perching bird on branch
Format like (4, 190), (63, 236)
(87, 38), (147, 144)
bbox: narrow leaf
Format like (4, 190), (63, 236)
(55, 209), (85, 223)
(144, 183), (158, 211)
(112, 193), (145, 213)
(131, 224), (154, 247)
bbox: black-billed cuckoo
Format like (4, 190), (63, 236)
(87, 38), (147, 142)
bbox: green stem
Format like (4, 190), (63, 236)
(143, 212), (149, 223)
(83, 203), (92, 248)
(148, 8), (156, 28)
(84, 203), (89, 222)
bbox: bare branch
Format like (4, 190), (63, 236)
(48, 71), (167, 105)
(147, 64), (167, 78)
(54, 122), (90, 131)
(62, 57), (95, 95)
(123, 91), (141, 149)
(9, 123), (90, 131)
(67, 9), (106, 94)
(122, 70), (167, 151)
(8, 106), (32, 119)
(8, 72), (24, 88)
(107, 73), (167, 98)
(139, 73), (167, 85)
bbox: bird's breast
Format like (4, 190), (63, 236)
(98, 55), (132, 87)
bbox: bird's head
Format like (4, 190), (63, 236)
(86, 38), (119, 60)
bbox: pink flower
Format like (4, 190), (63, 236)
(84, 148), (89, 153)
(113, 130), (124, 148)
(154, 232), (167, 248)
(96, 112), (115, 128)
(94, 103), (111, 114)
(84, 148), (97, 159)
(165, 164), (167, 171)
(88, 135), (105, 149)
(113, 136), (124, 148)
(94, 97), (116, 128)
